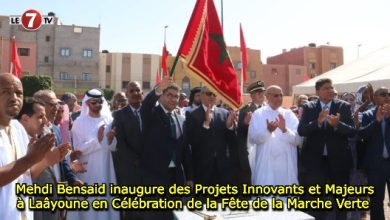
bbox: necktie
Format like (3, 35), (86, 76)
(323, 104), (329, 128)
(382, 119), (389, 158)
(167, 112), (177, 139)
(167, 112), (177, 166)
(134, 110), (142, 131)
(322, 104), (329, 156)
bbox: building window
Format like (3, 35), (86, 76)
(105, 85), (110, 89)
(143, 57), (151, 65)
(0, 21), (2, 28)
(18, 48), (30, 56)
(106, 65), (111, 73)
(271, 68), (278, 75)
(60, 48), (70, 57)
(122, 81), (129, 89)
(330, 63), (337, 69)
(142, 81), (150, 89)
(250, 71), (256, 79)
(74, 27), (82, 33)
(81, 73), (91, 81)
(45, 36), (50, 42)
(59, 72), (70, 80)
(83, 49), (93, 58)
(309, 62), (316, 69)
(44, 56), (49, 63)
(236, 62), (242, 70)
(182, 77), (190, 91)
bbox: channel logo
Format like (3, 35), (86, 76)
(9, 9), (55, 31)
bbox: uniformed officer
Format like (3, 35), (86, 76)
(237, 80), (266, 186)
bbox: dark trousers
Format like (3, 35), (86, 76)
(143, 168), (177, 220)
(302, 156), (350, 220)
(366, 159), (390, 220)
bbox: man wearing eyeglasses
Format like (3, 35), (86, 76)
(141, 81), (193, 220)
(359, 87), (390, 220)
(186, 86), (238, 187)
(298, 78), (355, 220)
(248, 85), (301, 188)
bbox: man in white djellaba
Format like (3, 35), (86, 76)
(70, 89), (119, 220)
(248, 85), (302, 186)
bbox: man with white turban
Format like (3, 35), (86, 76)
(70, 89), (119, 220)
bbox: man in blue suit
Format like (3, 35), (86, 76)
(141, 82), (193, 188)
(359, 87), (390, 220)
(141, 81), (193, 220)
(298, 78), (355, 220)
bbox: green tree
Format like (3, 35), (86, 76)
(102, 88), (114, 101)
(21, 75), (52, 97)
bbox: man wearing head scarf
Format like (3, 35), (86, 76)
(70, 89), (119, 220)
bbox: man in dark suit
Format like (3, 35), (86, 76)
(112, 82), (145, 187)
(141, 82), (193, 188)
(186, 86), (238, 186)
(359, 87), (390, 220)
(237, 80), (266, 185)
(141, 82), (193, 220)
(112, 81), (157, 220)
(298, 78), (355, 220)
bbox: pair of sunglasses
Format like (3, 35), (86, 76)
(90, 99), (103, 105)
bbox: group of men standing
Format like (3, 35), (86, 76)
(1, 71), (390, 220)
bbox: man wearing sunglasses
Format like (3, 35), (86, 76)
(186, 86), (238, 188)
(70, 89), (119, 220)
(359, 87), (390, 220)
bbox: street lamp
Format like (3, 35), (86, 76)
(357, 44), (362, 58)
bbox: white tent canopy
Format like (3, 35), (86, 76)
(292, 45), (390, 95)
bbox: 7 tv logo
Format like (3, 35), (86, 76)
(9, 9), (55, 31)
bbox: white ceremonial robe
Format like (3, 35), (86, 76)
(0, 120), (33, 220)
(70, 115), (119, 220)
(248, 105), (302, 186)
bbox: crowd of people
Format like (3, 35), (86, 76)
(0, 72), (389, 220)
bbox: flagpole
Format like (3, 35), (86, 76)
(220, 0), (224, 31)
(164, 25), (168, 44)
(10, 36), (15, 73)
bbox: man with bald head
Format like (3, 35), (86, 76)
(248, 85), (301, 187)
(112, 82), (144, 186)
(112, 81), (148, 220)
(359, 87), (390, 220)
(0, 73), (55, 220)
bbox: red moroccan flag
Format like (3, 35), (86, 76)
(156, 69), (161, 84)
(240, 23), (248, 83)
(176, 0), (241, 110)
(11, 37), (22, 78)
(303, 73), (310, 81)
(161, 43), (168, 76)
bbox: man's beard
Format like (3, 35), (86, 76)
(90, 107), (101, 114)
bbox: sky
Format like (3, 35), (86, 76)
(3, 0), (390, 63)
